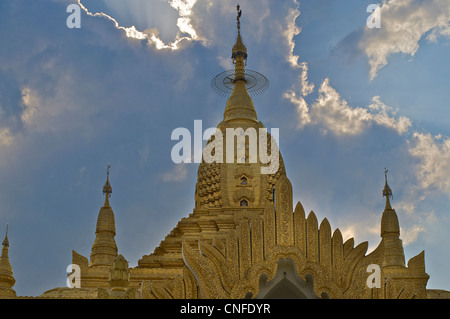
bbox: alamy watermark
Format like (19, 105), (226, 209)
(66, 3), (381, 30)
(66, 4), (81, 29)
(66, 264), (81, 288)
(170, 120), (280, 174)
(366, 264), (381, 288)
(367, 4), (381, 29)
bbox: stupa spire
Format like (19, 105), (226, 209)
(90, 164), (118, 267)
(379, 169), (405, 268)
(381, 168), (399, 236)
(223, 4), (258, 123)
(0, 224), (16, 297)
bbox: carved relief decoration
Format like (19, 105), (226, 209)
(149, 200), (429, 299)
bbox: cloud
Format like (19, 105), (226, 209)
(77, 1), (147, 39)
(283, 61), (314, 129)
(299, 61), (314, 97)
(169, 0), (198, 40)
(16, 80), (94, 135)
(361, 0), (450, 79)
(0, 87), (40, 149)
(286, 78), (412, 136)
(281, 1), (314, 97)
(311, 80), (375, 135)
(283, 91), (311, 129)
(401, 224), (426, 246)
(139, 145), (151, 166)
(0, 128), (13, 147)
(283, 2), (302, 68)
(20, 87), (39, 125)
(339, 217), (380, 252)
(366, 96), (412, 135)
(78, 0), (202, 50)
(396, 196), (436, 247)
(408, 132), (450, 194)
(340, 211), (429, 248)
(162, 163), (188, 182)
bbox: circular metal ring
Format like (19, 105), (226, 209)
(211, 69), (269, 97)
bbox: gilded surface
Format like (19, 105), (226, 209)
(1, 5), (447, 300)
(150, 200), (430, 299)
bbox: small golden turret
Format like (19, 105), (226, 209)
(381, 168), (399, 236)
(0, 224), (17, 298)
(90, 164), (118, 267)
(380, 169), (405, 268)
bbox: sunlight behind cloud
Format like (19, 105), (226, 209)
(78, 0), (200, 50)
(169, 0), (198, 40)
(283, 2), (302, 68)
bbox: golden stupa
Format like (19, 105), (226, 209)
(1, 5), (449, 300)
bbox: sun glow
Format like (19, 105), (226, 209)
(77, 0), (199, 50)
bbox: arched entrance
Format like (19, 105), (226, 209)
(255, 258), (328, 299)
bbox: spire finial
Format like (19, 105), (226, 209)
(232, 4), (247, 70)
(237, 4), (242, 32)
(212, 5), (267, 121)
(383, 168), (393, 210)
(2, 224), (9, 247)
(103, 163), (112, 200)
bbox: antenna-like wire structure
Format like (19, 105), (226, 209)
(211, 69), (270, 98)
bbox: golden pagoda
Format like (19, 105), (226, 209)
(0, 225), (16, 298)
(1, 5), (449, 300)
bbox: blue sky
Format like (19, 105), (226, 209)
(0, 0), (449, 297)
